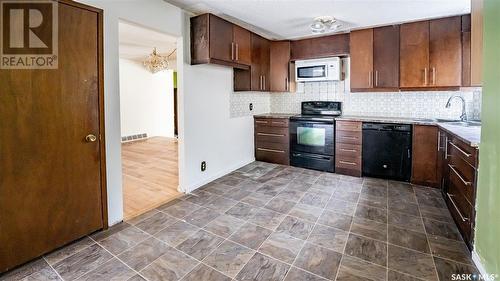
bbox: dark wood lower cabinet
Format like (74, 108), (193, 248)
(412, 125), (440, 187)
(439, 129), (478, 250)
(254, 117), (289, 165)
(0, 0), (106, 273)
(335, 121), (362, 177)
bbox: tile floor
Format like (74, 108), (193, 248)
(0, 161), (479, 281)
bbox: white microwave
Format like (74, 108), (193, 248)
(295, 57), (342, 82)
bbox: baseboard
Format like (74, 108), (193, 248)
(472, 250), (489, 277)
(184, 158), (255, 193)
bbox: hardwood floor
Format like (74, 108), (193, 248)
(122, 137), (181, 220)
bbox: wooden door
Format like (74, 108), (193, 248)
(209, 14), (233, 63)
(350, 29), (373, 90)
(412, 125), (440, 187)
(233, 25), (251, 65)
(251, 34), (264, 91)
(373, 25), (400, 89)
(429, 16), (462, 87)
(270, 41), (291, 92)
(400, 21), (430, 88)
(261, 38), (271, 91)
(0, 1), (105, 272)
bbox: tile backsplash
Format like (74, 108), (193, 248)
(230, 80), (482, 120)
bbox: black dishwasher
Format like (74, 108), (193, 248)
(362, 123), (412, 181)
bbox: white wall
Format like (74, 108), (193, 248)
(77, 0), (255, 224)
(119, 58), (175, 138)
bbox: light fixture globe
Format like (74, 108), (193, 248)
(310, 16), (340, 34)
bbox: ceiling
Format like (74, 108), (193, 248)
(119, 21), (177, 62)
(166, 0), (470, 40)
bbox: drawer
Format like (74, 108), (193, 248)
(254, 118), (289, 128)
(336, 120), (362, 132)
(446, 180), (473, 244)
(448, 137), (478, 168)
(255, 131), (289, 145)
(255, 142), (289, 165)
(335, 155), (362, 170)
(255, 126), (289, 136)
(336, 130), (362, 145)
(448, 155), (476, 205)
(336, 143), (362, 158)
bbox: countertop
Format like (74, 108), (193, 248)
(254, 113), (480, 147)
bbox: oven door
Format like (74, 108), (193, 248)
(296, 64), (328, 82)
(290, 121), (334, 156)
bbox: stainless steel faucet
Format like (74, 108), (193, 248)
(445, 94), (468, 121)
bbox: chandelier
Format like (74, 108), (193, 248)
(143, 47), (170, 73)
(310, 16), (341, 34)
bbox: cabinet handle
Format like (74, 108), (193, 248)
(260, 75), (263, 90)
(339, 160), (357, 166)
(445, 136), (449, 159)
(285, 77), (289, 91)
(263, 76), (266, 91)
(437, 131), (441, 152)
(342, 136), (358, 140)
(449, 142), (472, 158)
(231, 42), (235, 60)
(257, 133), (285, 137)
(257, 148), (285, 153)
(431, 67), (436, 85)
(340, 148), (357, 153)
(235, 44), (239, 61)
(448, 164), (472, 186)
(375, 70), (379, 87)
(368, 71), (372, 87)
(423, 68), (428, 85)
(255, 120), (268, 124)
(446, 193), (469, 222)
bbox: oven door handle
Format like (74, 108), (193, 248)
(290, 120), (334, 125)
(292, 153), (331, 160)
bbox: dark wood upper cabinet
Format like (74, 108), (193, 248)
(400, 21), (430, 88)
(350, 29), (373, 89)
(190, 14), (250, 69)
(429, 16), (462, 87)
(251, 34), (270, 91)
(290, 33), (349, 61)
(233, 25), (252, 66)
(400, 17), (462, 88)
(373, 25), (400, 89)
(350, 26), (399, 91)
(412, 125), (440, 187)
(270, 41), (292, 92)
(209, 15), (233, 63)
(462, 15), (472, 87)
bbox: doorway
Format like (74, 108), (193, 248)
(118, 21), (181, 220)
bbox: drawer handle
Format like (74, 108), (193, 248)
(257, 148), (285, 154)
(339, 160), (357, 166)
(340, 148), (357, 153)
(271, 122), (286, 125)
(342, 136), (358, 140)
(446, 193), (469, 222)
(255, 120), (268, 124)
(448, 164), (472, 186)
(257, 133), (285, 137)
(449, 142), (472, 158)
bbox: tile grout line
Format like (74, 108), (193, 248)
(42, 256), (65, 281)
(385, 180), (390, 281)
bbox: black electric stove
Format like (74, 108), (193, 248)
(289, 101), (342, 172)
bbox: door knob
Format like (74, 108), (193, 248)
(85, 134), (97, 142)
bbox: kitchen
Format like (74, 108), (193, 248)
(1, 0), (498, 280)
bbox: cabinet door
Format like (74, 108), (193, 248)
(209, 15), (233, 62)
(270, 41), (291, 92)
(429, 16), (462, 87)
(233, 25), (251, 65)
(400, 21), (430, 88)
(251, 34), (264, 91)
(350, 29), (373, 89)
(261, 38), (271, 91)
(471, 0), (483, 86)
(373, 25), (400, 89)
(412, 125), (440, 187)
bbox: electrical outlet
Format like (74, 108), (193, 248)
(249, 103), (253, 111)
(201, 161), (206, 172)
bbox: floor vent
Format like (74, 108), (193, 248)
(121, 133), (148, 143)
